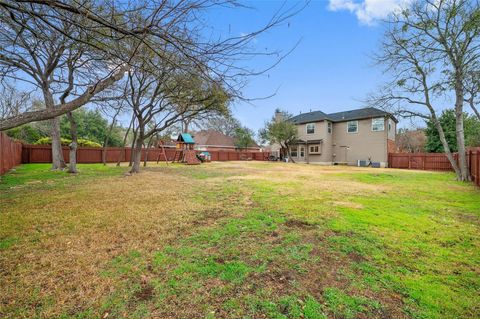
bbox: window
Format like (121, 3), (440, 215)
(290, 146), (298, 157)
(347, 121), (358, 133)
(306, 123), (315, 134)
(372, 118), (385, 131)
(300, 146), (305, 157)
(309, 144), (321, 154)
(327, 122), (332, 134)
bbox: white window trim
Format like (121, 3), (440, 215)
(306, 123), (315, 135)
(309, 144), (321, 154)
(327, 122), (332, 134)
(290, 145), (298, 158)
(347, 120), (358, 134)
(371, 117), (385, 132)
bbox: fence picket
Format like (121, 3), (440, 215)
(0, 132), (23, 175)
(389, 151), (480, 186)
(5, 144), (270, 170)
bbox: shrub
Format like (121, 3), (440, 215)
(6, 124), (45, 144)
(34, 137), (102, 147)
(77, 139), (102, 147)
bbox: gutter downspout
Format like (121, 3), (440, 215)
(306, 141), (309, 164)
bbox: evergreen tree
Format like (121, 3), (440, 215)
(425, 110), (480, 152)
(59, 109), (124, 147)
(234, 126), (256, 150)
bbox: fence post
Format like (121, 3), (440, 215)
(477, 150), (480, 186)
(408, 154), (411, 169)
(0, 133), (4, 175)
(468, 150), (472, 170)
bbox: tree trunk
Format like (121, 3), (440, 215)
(183, 118), (191, 133)
(143, 137), (154, 167)
(50, 117), (66, 170)
(286, 144), (295, 163)
(454, 79), (470, 181)
(130, 136), (144, 174)
(117, 115), (134, 166)
(433, 117), (462, 178)
(103, 119), (116, 165)
(66, 111), (78, 174)
(44, 86), (66, 170)
(287, 147), (295, 163)
(129, 127), (138, 167)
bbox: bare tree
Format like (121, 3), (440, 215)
(195, 112), (242, 137)
(464, 69), (480, 120)
(370, 0), (480, 181)
(0, 85), (30, 119)
(125, 52), (230, 173)
(95, 96), (127, 165)
(0, 0), (302, 131)
(117, 114), (135, 166)
(0, 2), (128, 169)
(396, 128), (426, 153)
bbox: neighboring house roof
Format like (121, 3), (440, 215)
(192, 129), (260, 149)
(177, 133), (195, 144)
(193, 130), (235, 147)
(290, 107), (398, 124)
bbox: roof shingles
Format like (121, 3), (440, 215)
(290, 107), (397, 124)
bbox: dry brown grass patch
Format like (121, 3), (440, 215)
(0, 169), (220, 318)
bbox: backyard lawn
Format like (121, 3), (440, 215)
(0, 162), (478, 319)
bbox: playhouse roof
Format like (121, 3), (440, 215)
(177, 133), (195, 144)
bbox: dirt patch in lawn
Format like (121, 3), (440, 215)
(285, 218), (316, 228)
(333, 200), (364, 209)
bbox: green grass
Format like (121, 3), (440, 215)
(0, 163), (127, 191)
(0, 162), (478, 318)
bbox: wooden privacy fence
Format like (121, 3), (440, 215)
(0, 132), (23, 175)
(20, 144), (270, 164)
(389, 150), (480, 186)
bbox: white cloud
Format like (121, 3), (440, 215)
(328, 0), (412, 25)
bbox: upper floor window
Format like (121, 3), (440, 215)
(347, 121), (358, 133)
(306, 123), (315, 134)
(372, 118), (385, 131)
(327, 122), (332, 134)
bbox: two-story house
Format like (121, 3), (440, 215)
(278, 107), (397, 167)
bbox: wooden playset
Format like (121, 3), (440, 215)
(171, 133), (201, 165)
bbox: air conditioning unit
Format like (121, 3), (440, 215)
(358, 160), (368, 167)
(371, 162), (381, 168)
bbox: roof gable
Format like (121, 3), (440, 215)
(177, 133), (195, 144)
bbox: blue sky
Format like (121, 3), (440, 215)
(208, 1), (402, 132)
